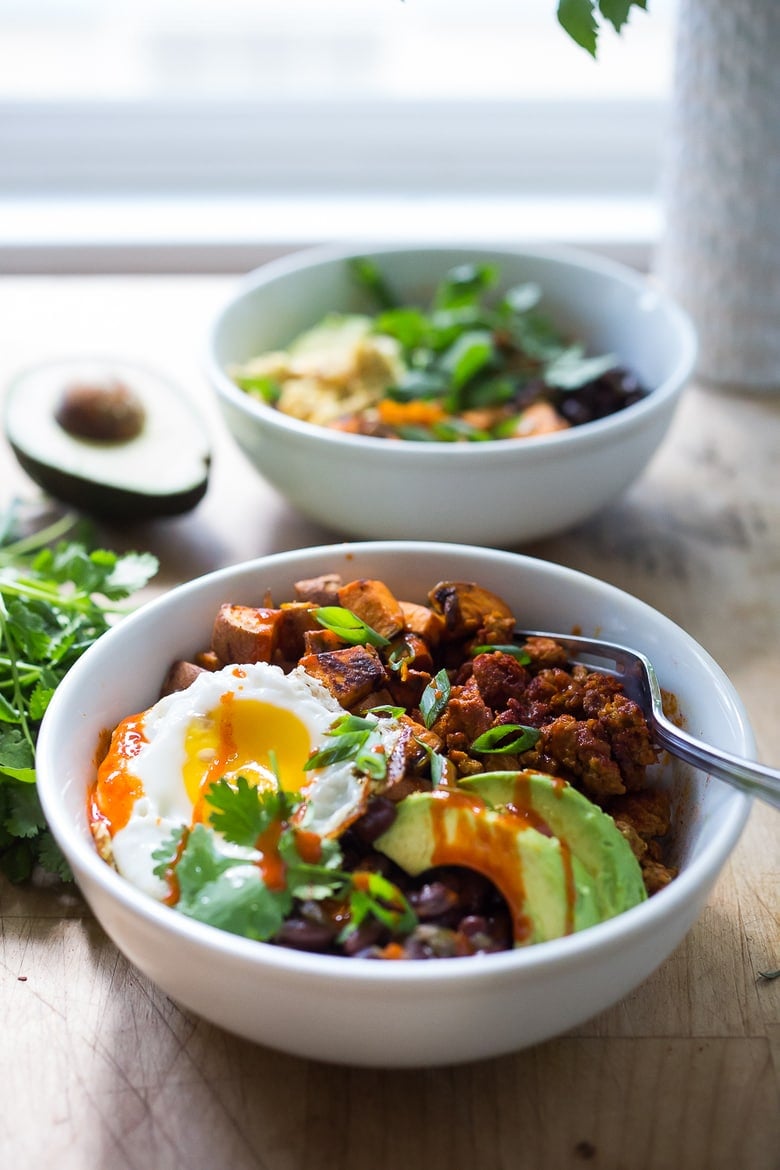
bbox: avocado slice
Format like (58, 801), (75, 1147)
(460, 771), (647, 921)
(286, 313), (375, 358)
(374, 787), (604, 946)
(4, 358), (211, 520)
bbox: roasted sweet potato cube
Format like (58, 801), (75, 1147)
(352, 687), (395, 714)
(399, 600), (446, 645)
(160, 660), (205, 697)
(276, 602), (320, 662)
(298, 644), (388, 708)
(337, 578), (405, 640)
(293, 573), (343, 606)
(387, 667), (433, 711)
(211, 604), (283, 665)
(194, 649), (221, 671)
(428, 581), (515, 639)
(302, 628), (345, 655)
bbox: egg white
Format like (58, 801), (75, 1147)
(97, 660), (402, 900)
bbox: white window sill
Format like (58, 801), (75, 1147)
(0, 193), (661, 274)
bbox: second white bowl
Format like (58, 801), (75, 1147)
(208, 244), (697, 545)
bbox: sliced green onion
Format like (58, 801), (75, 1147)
(471, 724), (541, 754)
(470, 644), (531, 664)
(314, 606), (390, 648)
(366, 704), (406, 719)
(420, 668), (451, 729)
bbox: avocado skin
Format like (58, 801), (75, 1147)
(374, 788), (603, 946)
(461, 771), (647, 920)
(10, 442), (210, 521)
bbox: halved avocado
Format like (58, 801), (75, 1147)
(374, 786), (603, 946)
(461, 771), (647, 921)
(4, 358), (211, 520)
(374, 773), (646, 947)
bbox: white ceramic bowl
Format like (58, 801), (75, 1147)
(37, 543), (750, 1068)
(207, 245), (697, 545)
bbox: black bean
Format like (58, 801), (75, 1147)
(341, 918), (385, 957)
(459, 912), (513, 953)
(274, 916), (338, 953)
(409, 880), (459, 920)
(402, 925), (461, 960)
(348, 797), (398, 844)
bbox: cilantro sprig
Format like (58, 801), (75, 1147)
(153, 776), (417, 947)
(0, 505), (158, 882)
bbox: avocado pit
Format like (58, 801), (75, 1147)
(55, 378), (146, 443)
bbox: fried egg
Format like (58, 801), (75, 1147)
(90, 661), (396, 900)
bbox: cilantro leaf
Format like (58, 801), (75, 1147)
(0, 727), (36, 782)
(35, 831), (72, 882)
(206, 776), (297, 847)
(151, 824), (187, 879)
(3, 782), (47, 838)
(180, 863), (292, 942)
(174, 823), (237, 900)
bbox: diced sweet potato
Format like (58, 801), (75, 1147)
(276, 602), (320, 662)
(387, 667), (433, 711)
(160, 660), (205, 697)
(388, 631), (435, 674)
(293, 573), (342, 606)
(352, 687), (395, 714)
(211, 604), (283, 665)
(194, 650), (221, 671)
(337, 578), (405, 640)
(302, 628), (346, 655)
(298, 644), (388, 708)
(399, 600), (446, 645)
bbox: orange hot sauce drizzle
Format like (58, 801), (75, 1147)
(162, 829), (190, 907)
(255, 818), (286, 892)
(427, 787), (534, 944)
(90, 714), (147, 834)
(294, 829), (323, 865)
(189, 691), (240, 824)
(504, 772), (576, 935)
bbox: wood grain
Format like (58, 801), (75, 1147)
(0, 276), (777, 1170)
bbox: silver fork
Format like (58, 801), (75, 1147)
(515, 630), (780, 811)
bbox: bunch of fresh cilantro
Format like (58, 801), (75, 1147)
(0, 506), (158, 883)
(557, 0), (648, 56)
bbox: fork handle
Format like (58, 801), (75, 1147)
(653, 714), (780, 811)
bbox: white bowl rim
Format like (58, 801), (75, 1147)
(206, 242), (698, 459)
(37, 541), (751, 986)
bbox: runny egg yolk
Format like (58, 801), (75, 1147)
(183, 691), (313, 810)
(93, 690), (315, 835)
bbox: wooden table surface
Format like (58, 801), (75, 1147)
(0, 275), (777, 1170)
